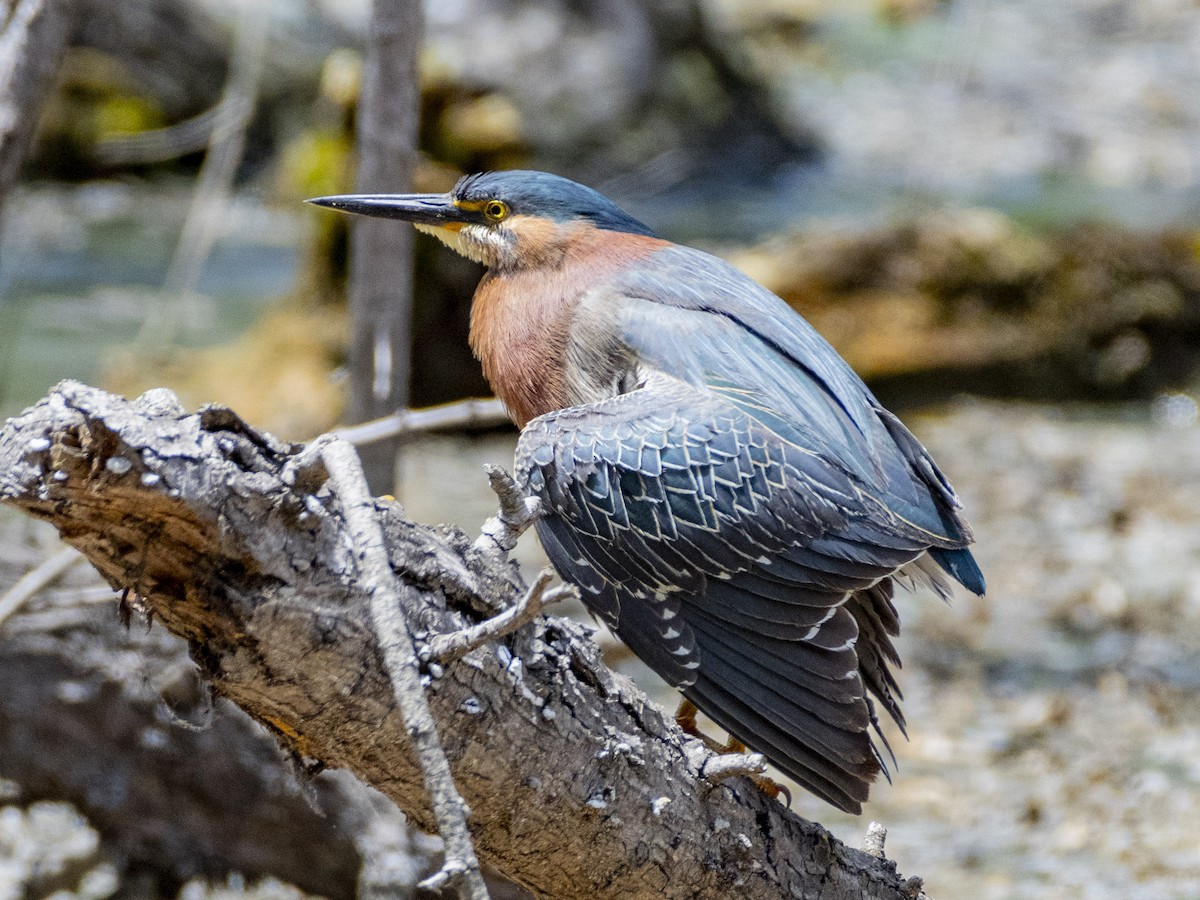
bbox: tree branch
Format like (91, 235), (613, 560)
(0, 382), (926, 900)
(0, 544), (80, 627)
(424, 569), (572, 665)
(474, 463), (542, 558)
(317, 437), (488, 900)
(330, 397), (510, 448)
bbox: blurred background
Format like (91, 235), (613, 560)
(1, 0), (1199, 898)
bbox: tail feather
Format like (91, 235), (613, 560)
(685, 676), (874, 814)
(929, 547), (986, 596)
(681, 606), (883, 814)
(845, 582), (906, 734)
(691, 611), (864, 703)
(689, 617), (871, 735)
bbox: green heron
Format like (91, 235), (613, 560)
(309, 171), (984, 813)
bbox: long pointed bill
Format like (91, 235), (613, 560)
(305, 193), (473, 228)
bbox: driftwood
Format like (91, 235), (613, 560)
(0, 382), (927, 900)
(317, 434), (489, 899)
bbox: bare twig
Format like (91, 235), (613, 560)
(418, 859), (472, 894)
(317, 437), (489, 900)
(473, 464), (541, 557)
(699, 752), (767, 784)
(0, 544), (81, 629)
(423, 568), (572, 664)
(95, 102), (228, 166)
(331, 397), (510, 447)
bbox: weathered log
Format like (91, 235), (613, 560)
(0, 595), (379, 897)
(0, 382), (927, 900)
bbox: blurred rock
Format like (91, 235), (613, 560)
(0, 802), (113, 900)
(742, 0), (1200, 214)
(729, 211), (1200, 405)
(419, 0), (817, 186)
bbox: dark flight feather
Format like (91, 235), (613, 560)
(518, 367), (979, 810)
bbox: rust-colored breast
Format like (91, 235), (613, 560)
(469, 225), (668, 427)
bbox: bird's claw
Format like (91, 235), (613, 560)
(751, 774), (792, 807)
(678, 698), (792, 804)
(475, 464), (541, 556)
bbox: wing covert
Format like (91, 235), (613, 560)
(601, 249), (982, 568)
(517, 372), (931, 811)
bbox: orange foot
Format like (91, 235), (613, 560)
(675, 699), (792, 806)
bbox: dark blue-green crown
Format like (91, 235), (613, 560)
(454, 171), (656, 237)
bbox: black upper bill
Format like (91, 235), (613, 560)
(305, 193), (473, 227)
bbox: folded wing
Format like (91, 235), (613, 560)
(519, 373), (967, 812)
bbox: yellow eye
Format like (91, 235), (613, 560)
(484, 199), (508, 221)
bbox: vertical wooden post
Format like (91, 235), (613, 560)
(346, 0), (423, 492)
(0, 0), (79, 229)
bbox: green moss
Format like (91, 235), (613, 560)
(276, 130), (353, 200)
(93, 95), (166, 140)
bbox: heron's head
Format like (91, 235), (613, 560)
(308, 170), (656, 271)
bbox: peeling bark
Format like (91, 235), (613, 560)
(0, 382), (927, 900)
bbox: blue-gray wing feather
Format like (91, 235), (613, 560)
(518, 375), (926, 810)
(609, 245), (982, 578)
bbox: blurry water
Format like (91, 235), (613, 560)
(650, 0), (1200, 239)
(0, 181), (299, 420)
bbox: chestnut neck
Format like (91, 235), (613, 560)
(468, 225), (667, 427)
